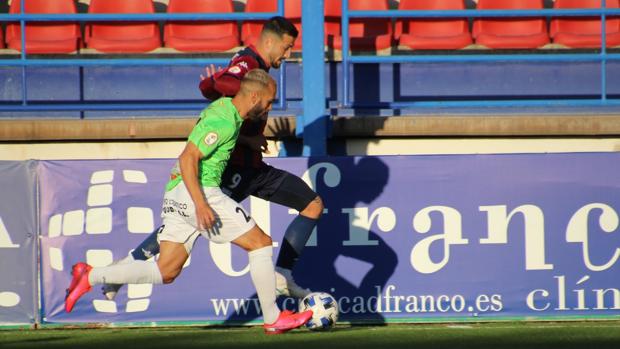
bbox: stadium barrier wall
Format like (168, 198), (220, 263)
(3, 62), (620, 119)
(3, 4), (620, 155)
(0, 161), (38, 326)
(2, 154), (620, 326)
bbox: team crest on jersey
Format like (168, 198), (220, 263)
(228, 66), (242, 74)
(238, 61), (249, 70)
(204, 132), (218, 145)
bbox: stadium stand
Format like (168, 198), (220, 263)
(85, 0), (161, 53)
(472, 0), (550, 49)
(325, 0), (393, 52)
(1, 0), (619, 142)
(164, 0), (239, 52)
(6, 0), (81, 53)
(242, 0), (302, 50)
(550, 0), (620, 48)
(395, 0), (473, 50)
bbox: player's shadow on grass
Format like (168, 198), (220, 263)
(223, 154), (396, 326)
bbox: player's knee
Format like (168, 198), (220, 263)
(248, 230), (273, 251)
(254, 232), (273, 249)
(301, 195), (324, 220)
(162, 274), (177, 284)
(161, 268), (182, 284)
(235, 226), (273, 251)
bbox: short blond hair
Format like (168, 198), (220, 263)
(239, 69), (276, 94)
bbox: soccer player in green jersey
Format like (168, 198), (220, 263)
(65, 69), (313, 334)
(103, 17), (318, 302)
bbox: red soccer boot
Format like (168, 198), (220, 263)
(65, 262), (93, 313)
(263, 309), (313, 335)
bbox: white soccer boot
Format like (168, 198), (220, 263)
(275, 267), (312, 299)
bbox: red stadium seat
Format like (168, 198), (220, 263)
(395, 0), (472, 50)
(6, 0), (80, 53)
(85, 0), (161, 53)
(325, 0), (393, 52)
(551, 0), (620, 48)
(165, 0), (239, 52)
(242, 0), (302, 50)
(472, 0), (550, 49)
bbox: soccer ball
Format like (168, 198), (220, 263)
(298, 292), (339, 331)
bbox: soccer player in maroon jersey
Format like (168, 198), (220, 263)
(102, 17), (322, 300)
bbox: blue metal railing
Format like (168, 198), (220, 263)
(2, 2), (620, 113)
(341, 2), (620, 108)
(0, 0), (287, 112)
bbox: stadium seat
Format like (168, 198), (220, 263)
(472, 0), (550, 49)
(550, 0), (620, 48)
(395, 0), (472, 50)
(325, 0), (393, 52)
(242, 0), (302, 50)
(85, 0), (161, 53)
(6, 0), (81, 53)
(164, 0), (239, 52)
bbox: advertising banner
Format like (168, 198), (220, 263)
(38, 154), (620, 324)
(0, 161), (38, 325)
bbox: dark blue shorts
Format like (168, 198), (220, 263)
(221, 164), (317, 212)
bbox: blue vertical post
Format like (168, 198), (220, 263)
(277, 0), (287, 109)
(301, 0), (327, 155)
(342, 0), (350, 107)
(601, 0), (607, 102)
(20, 0), (28, 106)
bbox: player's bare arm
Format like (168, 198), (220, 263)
(178, 142), (216, 230)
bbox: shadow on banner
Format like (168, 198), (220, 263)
(223, 112), (396, 325)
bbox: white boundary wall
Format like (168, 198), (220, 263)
(3, 138), (620, 160)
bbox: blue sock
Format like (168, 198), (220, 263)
(275, 215), (317, 270)
(130, 225), (162, 260)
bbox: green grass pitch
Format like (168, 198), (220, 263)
(2, 321), (620, 349)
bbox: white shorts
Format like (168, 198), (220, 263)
(158, 182), (256, 253)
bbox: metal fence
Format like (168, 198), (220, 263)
(0, 0), (287, 111)
(341, 1), (620, 108)
(1, 1), (620, 111)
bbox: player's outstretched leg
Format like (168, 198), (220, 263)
(102, 225), (163, 300)
(274, 195), (323, 299)
(234, 226), (313, 334)
(66, 258), (164, 312)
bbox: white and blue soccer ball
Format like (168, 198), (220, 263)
(298, 292), (339, 331)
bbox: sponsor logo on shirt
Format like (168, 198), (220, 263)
(205, 132), (219, 145)
(228, 66), (242, 74)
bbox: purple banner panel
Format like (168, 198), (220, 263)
(0, 161), (38, 325)
(39, 154), (620, 324)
